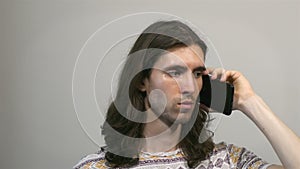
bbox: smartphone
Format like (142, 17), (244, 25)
(199, 75), (234, 115)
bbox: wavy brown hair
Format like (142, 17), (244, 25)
(102, 20), (215, 168)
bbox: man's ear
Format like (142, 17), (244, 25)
(138, 78), (148, 92)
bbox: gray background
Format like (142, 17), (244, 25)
(0, 0), (299, 169)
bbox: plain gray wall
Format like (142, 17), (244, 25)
(0, 0), (299, 169)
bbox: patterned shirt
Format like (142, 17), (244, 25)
(74, 143), (271, 169)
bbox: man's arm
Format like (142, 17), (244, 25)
(268, 165), (284, 169)
(221, 70), (300, 169)
(239, 94), (300, 169)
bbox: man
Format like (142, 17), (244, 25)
(74, 20), (300, 168)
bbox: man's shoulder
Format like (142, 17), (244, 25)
(214, 142), (271, 169)
(73, 147), (107, 169)
(211, 142), (229, 155)
(213, 141), (242, 153)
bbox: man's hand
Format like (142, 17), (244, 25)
(207, 68), (255, 114)
(207, 67), (300, 169)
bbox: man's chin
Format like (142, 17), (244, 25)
(170, 111), (194, 124)
(157, 112), (190, 126)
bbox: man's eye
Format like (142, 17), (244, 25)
(193, 71), (203, 78)
(167, 70), (181, 77)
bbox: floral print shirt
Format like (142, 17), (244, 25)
(74, 143), (271, 169)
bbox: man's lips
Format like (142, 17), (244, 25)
(178, 100), (194, 109)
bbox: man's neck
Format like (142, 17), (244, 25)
(142, 112), (182, 153)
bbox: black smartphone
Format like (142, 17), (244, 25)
(199, 75), (234, 115)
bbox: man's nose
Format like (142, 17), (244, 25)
(180, 73), (197, 94)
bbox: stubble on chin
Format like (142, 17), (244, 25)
(160, 105), (196, 126)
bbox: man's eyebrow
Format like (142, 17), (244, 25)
(161, 65), (206, 72)
(162, 65), (187, 71)
(193, 66), (206, 72)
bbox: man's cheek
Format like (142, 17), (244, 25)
(149, 89), (167, 115)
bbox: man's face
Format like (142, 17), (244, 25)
(142, 45), (206, 124)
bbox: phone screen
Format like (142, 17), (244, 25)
(199, 75), (234, 115)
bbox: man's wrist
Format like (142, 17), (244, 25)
(238, 94), (264, 117)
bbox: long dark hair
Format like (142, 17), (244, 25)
(102, 20), (215, 168)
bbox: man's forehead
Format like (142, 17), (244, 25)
(153, 45), (205, 70)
